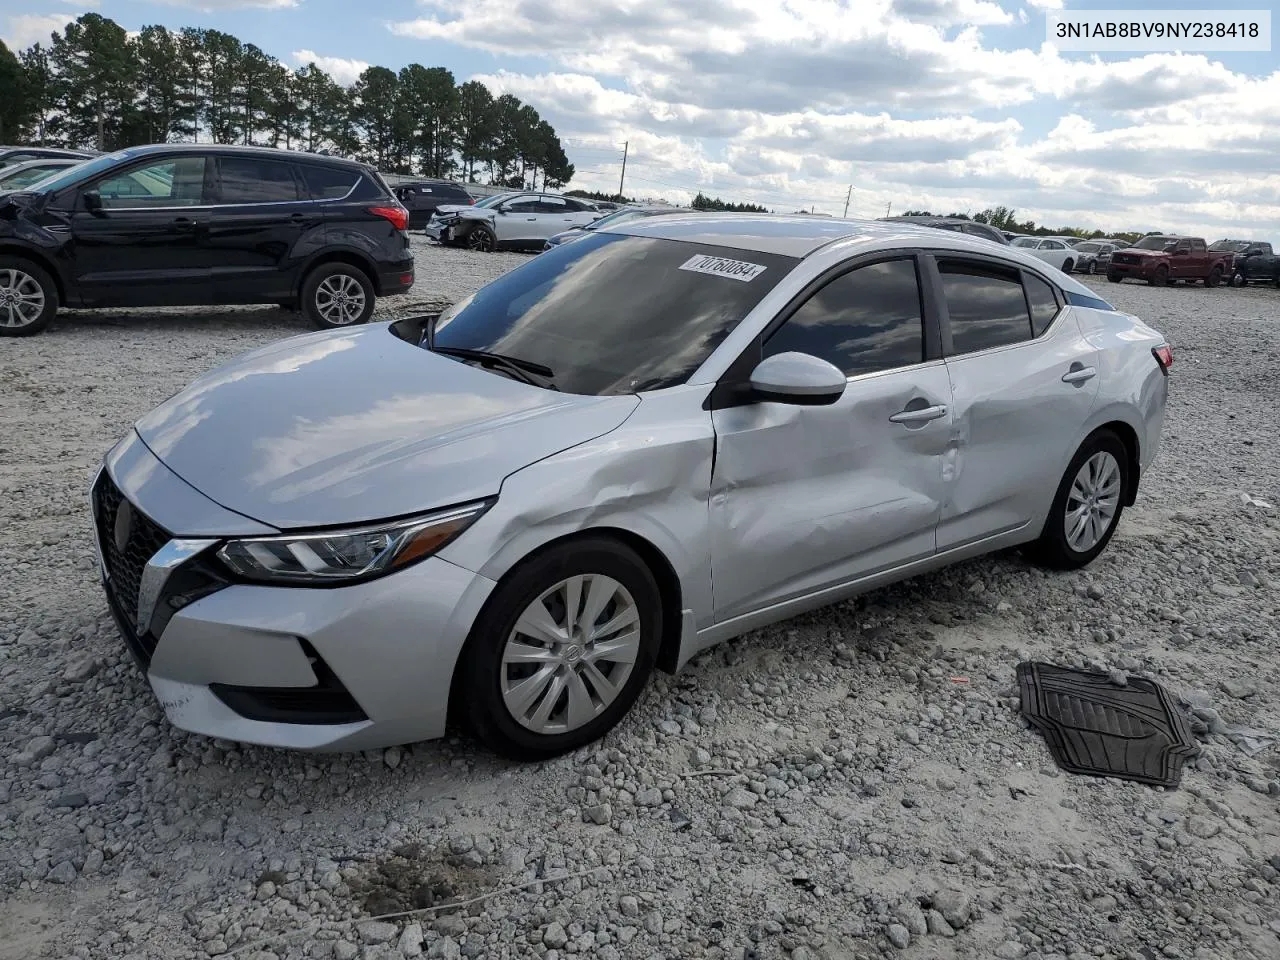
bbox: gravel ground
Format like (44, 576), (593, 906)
(2, 238), (1280, 960)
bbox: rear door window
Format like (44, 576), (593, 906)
(217, 157), (300, 204)
(938, 259), (1033, 354)
(300, 164), (359, 200)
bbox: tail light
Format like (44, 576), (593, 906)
(368, 205), (409, 231)
(1152, 344), (1173, 375)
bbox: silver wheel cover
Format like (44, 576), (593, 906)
(1064, 451), (1122, 553)
(314, 273), (367, 325)
(0, 268), (46, 328)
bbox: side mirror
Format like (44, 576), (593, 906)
(83, 189), (105, 216)
(748, 352), (846, 406)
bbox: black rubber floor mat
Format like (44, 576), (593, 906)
(1017, 662), (1199, 788)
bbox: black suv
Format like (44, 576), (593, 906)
(392, 179), (475, 228)
(0, 143), (414, 336)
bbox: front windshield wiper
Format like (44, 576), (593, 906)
(432, 345), (558, 390)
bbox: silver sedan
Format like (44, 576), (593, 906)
(91, 215), (1171, 759)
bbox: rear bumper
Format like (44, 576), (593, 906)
(378, 259), (414, 296)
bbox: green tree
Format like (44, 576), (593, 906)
(200, 30), (245, 144)
(294, 62), (350, 154)
(454, 80), (494, 182)
(0, 40), (30, 143)
(351, 66), (403, 169)
(486, 93), (524, 185)
(398, 65), (457, 177)
(134, 25), (185, 143)
(18, 45), (56, 143)
(48, 14), (138, 150)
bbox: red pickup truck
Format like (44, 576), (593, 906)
(1107, 235), (1233, 286)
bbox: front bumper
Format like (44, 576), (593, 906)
(1107, 258), (1158, 279)
(90, 436), (497, 751)
(424, 220), (456, 241)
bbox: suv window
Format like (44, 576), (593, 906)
(1024, 274), (1060, 337)
(535, 197), (568, 213)
(938, 259), (1031, 354)
(299, 164), (359, 201)
(96, 157), (208, 208)
(763, 258), (924, 378)
(217, 156), (299, 204)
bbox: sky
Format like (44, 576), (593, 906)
(3, 0), (1278, 238)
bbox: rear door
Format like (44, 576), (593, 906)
(929, 254), (1101, 551)
(527, 195), (579, 239)
(206, 154), (314, 304)
(69, 153), (214, 307)
(1035, 239), (1070, 269)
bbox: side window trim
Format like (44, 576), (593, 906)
(704, 249), (941, 411)
(921, 251), (1068, 359)
(209, 155), (303, 207)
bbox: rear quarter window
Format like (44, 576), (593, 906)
(299, 164), (360, 200)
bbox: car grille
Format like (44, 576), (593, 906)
(1111, 253), (1139, 265)
(92, 470), (170, 637)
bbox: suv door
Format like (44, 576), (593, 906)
(70, 154), (214, 307)
(708, 255), (953, 620)
(206, 154), (315, 304)
(930, 256), (1100, 551)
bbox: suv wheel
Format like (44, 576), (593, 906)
(302, 263), (375, 329)
(0, 257), (58, 337)
(466, 224), (497, 253)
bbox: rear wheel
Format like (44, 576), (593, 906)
(457, 537), (663, 761)
(1062, 258), (1074, 273)
(0, 257), (58, 337)
(1205, 267), (1222, 288)
(1027, 430), (1128, 571)
(301, 262), (375, 330)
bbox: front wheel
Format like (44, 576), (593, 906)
(465, 224), (497, 253)
(1027, 430), (1128, 571)
(0, 257), (58, 337)
(1087, 261), (1097, 275)
(1107, 272), (1122, 283)
(1149, 265), (1169, 286)
(456, 537), (663, 761)
(301, 262), (375, 329)
(1230, 270), (1246, 287)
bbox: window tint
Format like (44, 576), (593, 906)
(298, 164), (359, 200)
(505, 197), (541, 213)
(430, 232), (797, 396)
(1024, 274), (1060, 337)
(96, 157), (207, 208)
(763, 259), (924, 377)
(535, 197), (567, 213)
(218, 157), (299, 204)
(938, 259), (1032, 354)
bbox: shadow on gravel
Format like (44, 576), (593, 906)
(345, 841), (499, 917)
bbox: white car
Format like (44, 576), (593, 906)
(1010, 236), (1079, 272)
(426, 192), (602, 252)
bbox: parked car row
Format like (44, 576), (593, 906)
(425, 191), (603, 251)
(0, 143), (414, 336)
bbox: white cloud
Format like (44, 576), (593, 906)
(291, 49), (369, 86)
(1025, 0), (1063, 8)
(151, 0), (297, 9)
(3, 14), (75, 50)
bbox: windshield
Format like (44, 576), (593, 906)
(1133, 235), (1177, 250)
(0, 164), (71, 188)
(1209, 240), (1247, 251)
(15, 150), (130, 195)
(1011, 237), (1039, 248)
(431, 231), (798, 395)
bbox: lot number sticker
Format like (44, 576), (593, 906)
(679, 253), (767, 282)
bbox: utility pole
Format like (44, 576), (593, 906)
(885, 201), (892, 217)
(843, 184), (852, 218)
(618, 141), (629, 200)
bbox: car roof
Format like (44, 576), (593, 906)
(103, 142), (371, 171)
(602, 212), (1105, 293)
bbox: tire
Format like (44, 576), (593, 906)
(301, 262), (375, 330)
(1149, 265), (1169, 286)
(1027, 430), (1129, 571)
(456, 536), (663, 761)
(1205, 268), (1222, 288)
(465, 224), (497, 253)
(0, 256), (58, 337)
(1062, 259), (1074, 273)
(1107, 272), (1122, 283)
(1087, 261), (1097, 275)
(1230, 271), (1246, 287)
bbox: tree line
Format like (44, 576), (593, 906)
(0, 14), (574, 187)
(900, 207), (1154, 244)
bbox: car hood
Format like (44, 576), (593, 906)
(433, 205), (491, 220)
(133, 324), (640, 530)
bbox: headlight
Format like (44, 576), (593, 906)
(215, 501), (491, 585)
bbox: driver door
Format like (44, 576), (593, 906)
(708, 255), (953, 621)
(1169, 239), (1192, 280)
(70, 154), (214, 307)
(493, 195), (543, 245)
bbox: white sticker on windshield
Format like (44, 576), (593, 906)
(678, 253), (767, 282)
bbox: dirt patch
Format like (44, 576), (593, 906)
(345, 842), (501, 918)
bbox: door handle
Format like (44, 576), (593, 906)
(1062, 365), (1097, 385)
(889, 404), (947, 425)
(526, 217), (537, 221)
(172, 217), (196, 230)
